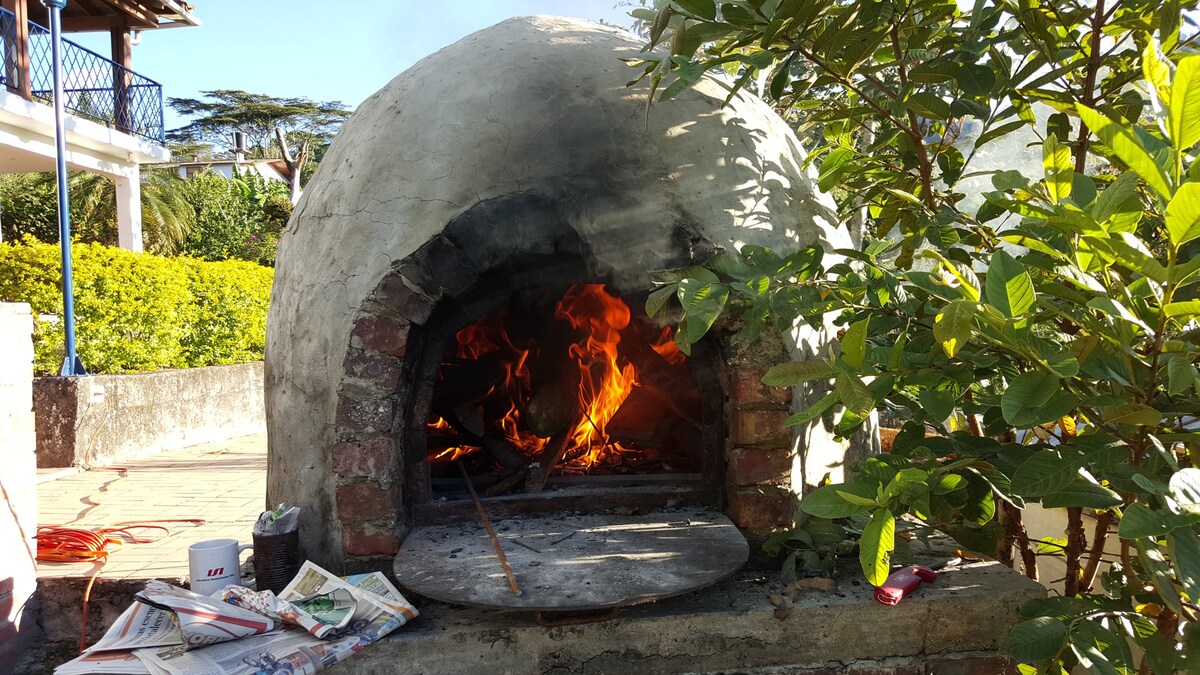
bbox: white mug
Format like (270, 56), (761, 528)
(188, 538), (253, 596)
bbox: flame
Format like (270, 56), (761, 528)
(427, 284), (685, 474)
(651, 326), (685, 365)
(556, 285), (637, 467)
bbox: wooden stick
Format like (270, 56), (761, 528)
(458, 462), (522, 597)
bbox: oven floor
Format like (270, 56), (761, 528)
(393, 508), (747, 611)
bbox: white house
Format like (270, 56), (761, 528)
(0, 0), (200, 252)
(169, 157), (291, 184)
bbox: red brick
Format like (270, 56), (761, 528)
(335, 396), (395, 433)
(728, 447), (792, 486)
(727, 487), (795, 529)
(342, 522), (400, 556)
(342, 349), (402, 391)
(336, 483), (396, 521)
(351, 314), (411, 358)
(371, 274), (436, 323)
(331, 439), (393, 481)
(731, 368), (791, 405)
(730, 409), (792, 447)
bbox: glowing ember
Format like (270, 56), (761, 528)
(427, 284), (687, 475)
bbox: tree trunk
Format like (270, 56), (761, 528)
(274, 127), (308, 205)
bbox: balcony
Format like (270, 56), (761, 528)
(0, 5), (163, 144)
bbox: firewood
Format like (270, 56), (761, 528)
(480, 434), (527, 472)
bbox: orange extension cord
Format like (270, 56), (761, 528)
(33, 466), (206, 653)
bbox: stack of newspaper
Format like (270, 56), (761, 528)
(55, 561), (418, 675)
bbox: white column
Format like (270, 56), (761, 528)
(114, 168), (143, 252)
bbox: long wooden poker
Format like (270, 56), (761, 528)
(458, 462), (523, 597)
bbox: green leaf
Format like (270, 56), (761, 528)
(1092, 171), (1141, 225)
(1076, 104), (1172, 200)
(956, 63), (996, 97)
(1170, 54), (1200, 151)
(1042, 135), (1073, 203)
(1164, 300), (1200, 317)
(1011, 451), (1080, 498)
(1001, 370), (1062, 427)
(934, 300), (975, 358)
(859, 508), (895, 587)
(1169, 528), (1200, 604)
(929, 472), (966, 496)
(1082, 234), (1168, 284)
(819, 147), (855, 192)
(763, 360), (838, 386)
(1069, 621), (1129, 675)
(906, 92), (951, 119)
(836, 488), (880, 506)
(918, 388), (957, 423)
(1039, 478), (1123, 509)
(677, 279), (729, 344)
(801, 481), (876, 518)
(671, 0), (716, 20)
(985, 250), (1035, 318)
(841, 317), (870, 369)
(1169, 468), (1200, 515)
(784, 391), (838, 427)
(1000, 617), (1069, 662)
(1167, 357), (1199, 396)
(1101, 403), (1161, 426)
(645, 284), (677, 318)
(1136, 538), (1183, 615)
(1166, 182), (1200, 246)
(1120, 503), (1184, 538)
(836, 373), (874, 418)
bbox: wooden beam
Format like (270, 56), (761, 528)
(1, 0), (32, 100)
(61, 15), (126, 32)
(93, 0), (159, 28)
(110, 26), (133, 133)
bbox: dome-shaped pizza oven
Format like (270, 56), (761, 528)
(265, 16), (860, 575)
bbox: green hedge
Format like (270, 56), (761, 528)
(0, 238), (273, 374)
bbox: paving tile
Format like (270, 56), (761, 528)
(37, 434), (267, 583)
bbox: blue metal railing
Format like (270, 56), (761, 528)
(0, 6), (164, 144)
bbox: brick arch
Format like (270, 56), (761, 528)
(326, 195), (807, 566)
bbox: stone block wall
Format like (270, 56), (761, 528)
(0, 303), (39, 663)
(34, 362), (266, 468)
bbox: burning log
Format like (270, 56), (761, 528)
(480, 434), (527, 472)
(524, 420), (578, 493)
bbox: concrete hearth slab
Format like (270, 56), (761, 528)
(330, 546), (1042, 675)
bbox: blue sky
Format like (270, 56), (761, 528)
(71, 1), (637, 133)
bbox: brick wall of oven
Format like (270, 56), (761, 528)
(329, 268), (808, 570)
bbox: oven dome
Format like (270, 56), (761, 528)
(266, 15), (853, 570)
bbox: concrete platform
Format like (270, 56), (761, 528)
(330, 541), (1042, 675)
(24, 434), (1043, 674)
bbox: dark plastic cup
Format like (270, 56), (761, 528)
(252, 529), (301, 595)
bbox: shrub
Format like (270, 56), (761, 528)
(0, 237), (273, 374)
(179, 170), (291, 266)
(180, 257), (272, 367)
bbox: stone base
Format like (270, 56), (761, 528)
(329, 557), (1042, 674)
(21, 545), (1043, 674)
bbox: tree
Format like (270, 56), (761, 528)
(636, 1), (1200, 671)
(168, 90), (351, 201)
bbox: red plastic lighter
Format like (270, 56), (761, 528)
(874, 558), (960, 605)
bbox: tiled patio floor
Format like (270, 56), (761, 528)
(36, 434), (267, 581)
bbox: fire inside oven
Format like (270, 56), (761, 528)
(425, 283), (705, 496)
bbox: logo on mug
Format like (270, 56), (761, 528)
(206, 567), (225, 577)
